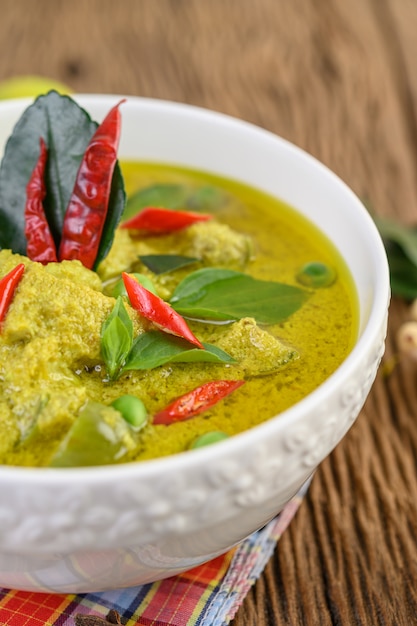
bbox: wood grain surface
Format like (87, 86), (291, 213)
(0, 0), (416, 623)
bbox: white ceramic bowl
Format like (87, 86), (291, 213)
(0, 95), (390, 593)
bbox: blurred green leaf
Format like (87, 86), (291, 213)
(374, 216), (417, 266)
(139, 254), (199, 275)
(123, 183), (226, 221)
(373, 216), (417, 298)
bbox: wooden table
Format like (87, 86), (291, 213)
(0, 1), (416, 623)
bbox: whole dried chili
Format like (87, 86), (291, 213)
(0, 263), (25, 328)
(24, 137), (58, 264)
(59, 99), (125, 269)
(122, 272), (204, 349)
(153, 379), (245, 425)
(121, 206), (212, 233)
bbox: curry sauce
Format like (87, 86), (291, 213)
(0, 163), (358, 466)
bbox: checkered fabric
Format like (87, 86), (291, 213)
(0, 480), (310, 626)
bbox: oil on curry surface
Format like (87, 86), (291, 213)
(0, 93), (357, 467)
(0, 160), (357, 467)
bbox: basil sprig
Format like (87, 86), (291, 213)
(101, 297), (133, 380)
(170, 268), (309, 324)
(100, 300), (234, 380)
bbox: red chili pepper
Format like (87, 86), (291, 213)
(122, 272), (204, 349)
(153, 379), (245, 425)
(121, 207), (212, 233)
(0, 263), (25, 328)
(59, 99), (125, 269)
(24, 138), (58, 264)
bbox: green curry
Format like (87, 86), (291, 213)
(0, 161), (357, 467)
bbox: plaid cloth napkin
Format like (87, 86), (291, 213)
(0, 479), (310, 626)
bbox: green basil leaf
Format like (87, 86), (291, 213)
(0, 90), (125, 262)
(101, 296), (133, 379)
(123, 184), (189, 220)
(372, 215), (417, 298)
(112, 272), (157, 297)
(170, 268), (309, 324)
(186, 186), (226, 212)
(384, 242), (417, 299)
(102, 295), (133, 336)
(123, 183), (226, 221)
(374, 216), (417, 267)
(171, 268), (238, 301)
(124, 330), (236, 371)
(101, 317), (132, 380)
(139, 254), (199, 275)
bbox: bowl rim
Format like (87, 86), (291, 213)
(0, 94), (390, 484)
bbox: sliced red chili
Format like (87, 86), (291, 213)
(121, 207), (212, 233)
(24, 138), (58, 264)
(0, 263), (25, 328)
(59, 99), (125, 269)
(122, 272), (204, 349)
(153, 379), (245, 425)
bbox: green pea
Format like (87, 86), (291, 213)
(112, 273), (157, 298)
(296, 261), (337, 288)
(190, 431), (229, 449)
(111, 394), (148, 430)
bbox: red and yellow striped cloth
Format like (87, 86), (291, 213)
(0, 481), (309, 626)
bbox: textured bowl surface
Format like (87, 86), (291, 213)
(0, 95), (390, 593)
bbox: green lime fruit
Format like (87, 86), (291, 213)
(0, 75), (72, 100)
